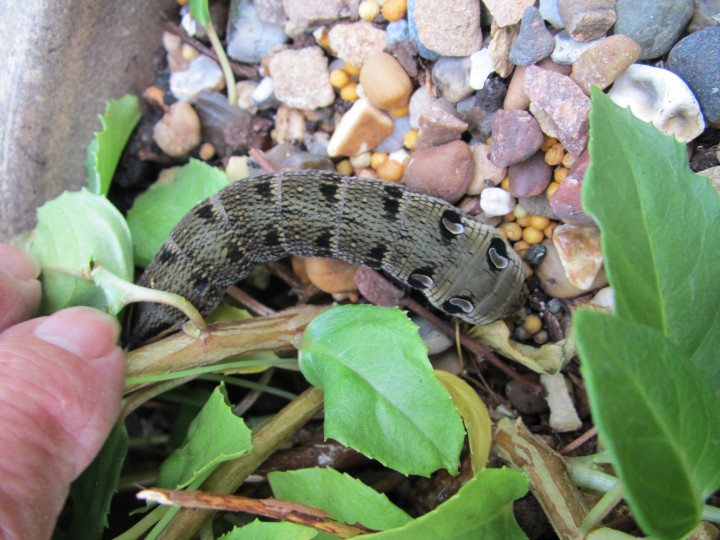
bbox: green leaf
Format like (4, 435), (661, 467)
(584, 88), (720, 387)
(218, 520), (318, 540)
(364, 468), (528, 539)
(86, 95), (141, 196)
(126, 159), (229, 267)
(66, 421), (128, 539)
(26, 189), (133, 314)
(189, 0), (211, 25)
(157, 383), (252, 489)
(268, 467), (412, 532)
(575, 311), (720, 540)
(299, 305), (465, 477)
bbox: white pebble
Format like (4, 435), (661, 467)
(389, 148), (410, 164)
(480, 187), (515, 216)
(251, 76), (275, 106)
(469, 48), (494, 90)
(551, 31), (601, 65)
(170, 55), (224, 102)
(540, 373), (582, 433)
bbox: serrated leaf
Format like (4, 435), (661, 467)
(435, 370), (492, 472)
(86, 95), (141, 196)
(364, 468), (528, 539)
(268, 467), (411, 532)
(157, 383), (252, 489)
(584, 88), (720, 388)
(126, 159), (229, 267)
(218, 520), (318, 540)
(26, 189), (133, 314)
(299, 305), (465, 477)
(575, 311), (720, 540)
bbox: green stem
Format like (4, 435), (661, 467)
(205, 22), (236, 105)
(580, 481), (624, 535)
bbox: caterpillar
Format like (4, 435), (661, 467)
(124, 170), (524, 348)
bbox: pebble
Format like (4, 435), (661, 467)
(170, 55), (225, 102)
(614, 0), (694, 60)
(413, 0), (482, 56)
(508, 7), (555, 66)
(386, 19), (410, 46)
(415, 108), (469, 149)
(304, 257), (358, 294)
(539, 0), (564, 27)
(250, 76), (276, 109)
(468, 142), (507, 195)
(407, 0), (439, 60)
(264, 142), (335, 171)
(402, 140), (474, 203)
(589, 287), (615, 310)
(483, 0), (536, 27)
(254, 0), (287, 26)
(570, 35), (641, 95)
(268, 47), (335, 110)
(480, 187), (516, 217)
(376, 115), (413, 153)
(688, 0), (720, 32)
(412, 316), (454, 355)
(508, 152), (553, 197)
(504, 59), (571, 110)
(327, 21), (387, 66)
(551, 30), (602, 65)
(457, 76), (508, 139)
(283, 0), (356, 36)
(505, 378), (549, 415)
(225, 0), (288, 63)
(432, 56), (473, 104)
(608, 64), (706, 142)
(552, 224), (605, 290)
(667, 27), (720, 126)
(490, 109), (544, 167)
(359, 52), (413, 111)
(152, 101), (201, 157)
(469, 48), (496, 90)
(327, 98), (394, 157)
(536, 240), (588, 297)
(408, 86), (458, 129)
(488, 23), (521, 78)
(557, 0), (616, 42)
(272, 104), (306, 144)
(697, 166), (720, 193)
(518, 193), (561, 220)
(549, 149), (595, 226)
(525, 66), (590, 155)
(540, 373), (582, 433)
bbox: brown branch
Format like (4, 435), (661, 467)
(227, 284), (277, 316)
(560, 426), (598, 455)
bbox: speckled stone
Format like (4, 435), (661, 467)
(415, 108), (469, 149)
(413, 0), (482, 56)
(490, 109), (545, 167)
(408, 86), (458, 129)
(226, 0), (287, 63)
(254, 0), (287, 26)
(509, 7), (555, 66)
(268, 47), (334, 110)
(557, 0), (616, 42)
(483, 0), (536, 27)
(614, 0), (694, 60)
(508, 152), (553, 197)
(551, 30), (602, 65)
(525, 66), (590, 155)
(571, 35), (641, 95)
(327, 98), (394, 157)
(283, 0), (355, 36)
(359, 52), (413, 111)
(327, 21), (386, 66)
(488, 21), (521, 78)
(667, 27), (720, 125)
(386, 19), (410, 46)
(403, 140), (474, 203)
(504, 59), (571, 110)
(407, 0), (439, 60)
(457, 76), (508, 139)
(432, 56), (473, 104)
(469, 142), (507, 195)
(549, 149), (595, 226)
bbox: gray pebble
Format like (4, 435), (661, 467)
(226, 0), (287, 63)
(551, 30), (602, 65)
(540, 0), (564, 27)
(412, 316), (454, 355)
(431, 56), (473, 104)
(509, 7), (555, 66)
(506, 378), (549, 415)
(457, 76), (508, 139)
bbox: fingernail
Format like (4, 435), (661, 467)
(0, 244), (41, 281)
(33, 307), (121, 359)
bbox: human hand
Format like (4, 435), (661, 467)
(0, 244), (125, 540)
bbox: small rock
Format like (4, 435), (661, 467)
(254, 0), (287, 26)
(688, 0), (720, 32)
(488, 22), (521, 78)
(506, 378), (548, 415)
(304, 258), (358, 294)
(457, 76), (508, 139)
(432, 56), (473, 104)
(327, 98), (395, 157)
(283, 0), (356, 36)
(557, 0), (616, 42)
(539, 0), (564, 27)
(508, 152), (553, 197)
(469, 48), (496, 90)
(483, 0), (536, 27)
(540, 373), (582, 433)
(490, 109), (544, 167)
(614, 0), (694, 59)
(536, 240), (593, 297)
(697, 166), (720, 193)
(608, 64), (706, 142)
(170, 55), (225, 102)
(403, 141), (474, 203)
(264, 142), (335, 171)
(235, 79), (260, 112)
(549, 149), (594, 226)
(392, 39), (421, 78)
(415, 108), (469, 149)
(376, 115), (413, 153)
(413, 0), (482, 56)
(226, 0), (287, 63)
(327, 21), (387, 66)
(551, 30), (602, 65)
(518, 193), (561, 220)
(360, 52), (413, 111)
(271, 104), (306, 144)
(525, 66), (590, 155)
(469, 142), (507, 195)
(666, 27), (720, 125)
(589, 287), (615, 310)
(268, 47), (334, 110)
(508, 7), (555, 66)
(504, 59), (571, 110)
(386, 19), (410, 46)
(407, 0), (440, 60)
(153, 101), (201, 157)
(412, 316), (454, 355)
(480, 187), (516, 216)
(552, 224), (604, 290)
(571, 35), (641, 95)
(408, 86), (458, 129)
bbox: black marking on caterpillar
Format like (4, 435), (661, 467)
(124, 170), (525, 348)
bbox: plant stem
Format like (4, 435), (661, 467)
(580, 481), (624, 535)
(205, 22), (237, 105)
